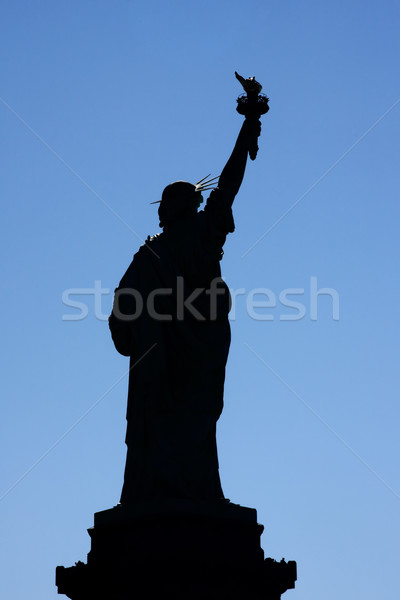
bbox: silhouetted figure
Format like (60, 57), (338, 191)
(109, 118), (261, 504)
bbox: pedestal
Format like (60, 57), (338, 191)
(56, 500), (296, 599)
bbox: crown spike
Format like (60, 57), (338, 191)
(200, 175), (220, 184)
(195, 173), (212, 185)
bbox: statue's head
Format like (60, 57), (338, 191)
(158, 181), (203, 229)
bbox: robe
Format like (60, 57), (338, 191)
(109, 188), (234, 502)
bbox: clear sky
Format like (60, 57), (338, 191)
(1, 1), (399, 599)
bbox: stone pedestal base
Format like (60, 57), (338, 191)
(56, 500), (296, 599)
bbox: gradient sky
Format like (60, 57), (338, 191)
(1, 1), (399, 599)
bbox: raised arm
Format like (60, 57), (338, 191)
(218, 118), (261, 206)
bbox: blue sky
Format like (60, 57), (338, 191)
(1, 1), (399, 598)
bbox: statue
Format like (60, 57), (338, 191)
(56, 76), (298, 600)
(109, 73), (269, 504)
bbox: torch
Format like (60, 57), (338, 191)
(235, 71), (269, 160)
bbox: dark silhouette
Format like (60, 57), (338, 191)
(109, 116), (261, 503)
(56, 75), (297, 600)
